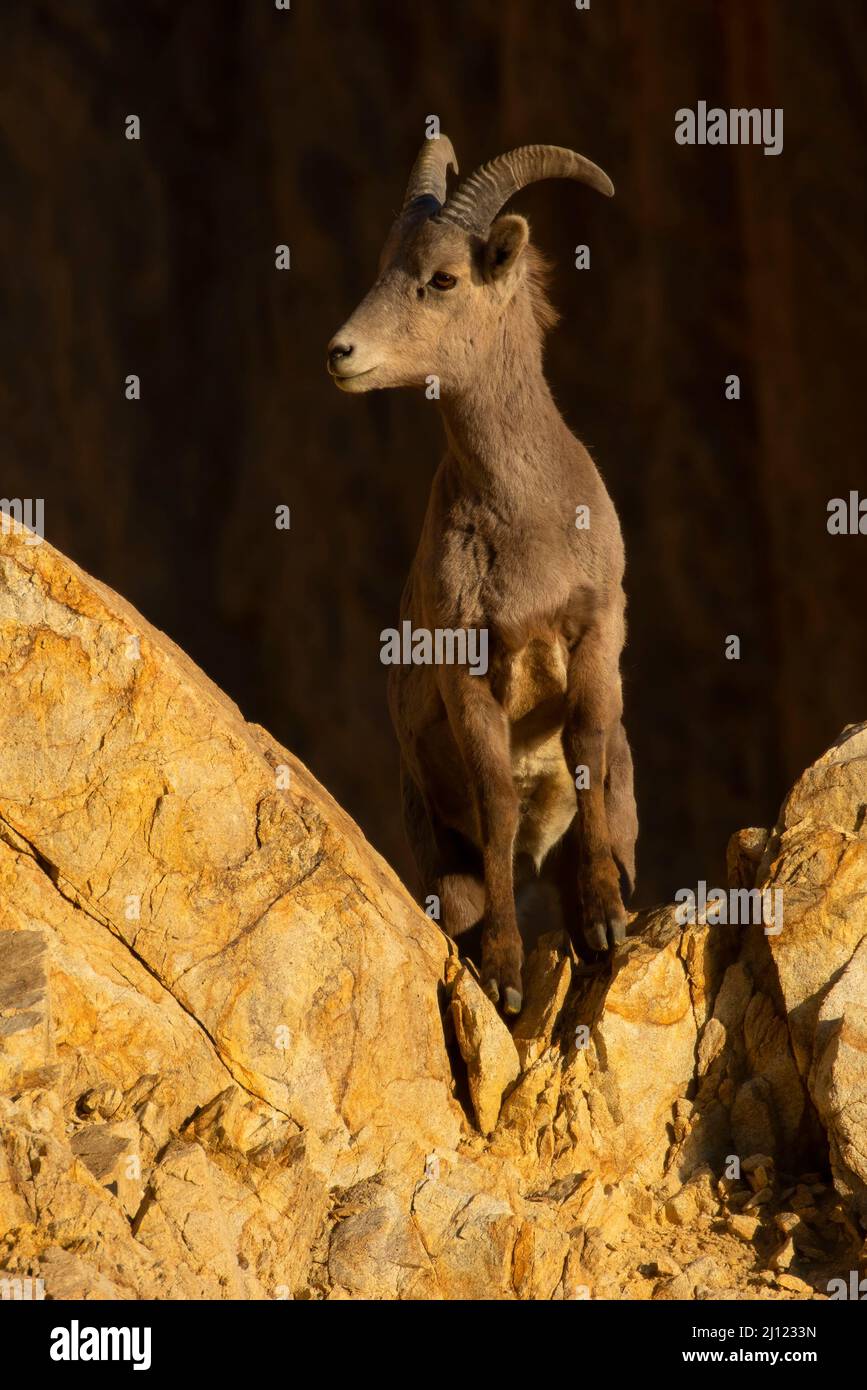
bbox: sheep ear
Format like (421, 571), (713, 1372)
(483, 214), (529, 283)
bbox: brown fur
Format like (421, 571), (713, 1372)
(328, 154), (637, 1015)
(523, 244), (560, 333)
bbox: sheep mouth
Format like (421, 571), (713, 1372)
(331, 366), (379, 390)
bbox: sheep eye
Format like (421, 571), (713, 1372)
(428, 271), (457, 291)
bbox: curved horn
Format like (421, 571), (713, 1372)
(437, 144), (613, 234)
(400, 134), (459, 217)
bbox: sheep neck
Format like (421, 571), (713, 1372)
(438, 290), (563, 508)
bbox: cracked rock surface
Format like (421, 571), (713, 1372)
(1, 526), (866, 1299)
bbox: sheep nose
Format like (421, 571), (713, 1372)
(328, 341), (354, 369)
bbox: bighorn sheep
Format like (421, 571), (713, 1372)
(328, 135), (637, 1014)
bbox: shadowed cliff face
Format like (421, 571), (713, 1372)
(1, 0), (865, 903)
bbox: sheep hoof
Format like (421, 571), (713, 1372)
(484, 978), (500, 1004)
(609, 914), (627, 947)
(503, 987), (522, 1015)
(585, 919), (608, 952)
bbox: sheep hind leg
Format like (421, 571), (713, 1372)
(514, 851), (565, 958)
(400, 762), (486, 947)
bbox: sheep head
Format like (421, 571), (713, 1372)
(327, 135), (613, 395)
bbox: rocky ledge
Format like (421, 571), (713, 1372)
(1, 522), (866, 1300)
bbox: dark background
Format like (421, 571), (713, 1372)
(2, 0), (864, 903)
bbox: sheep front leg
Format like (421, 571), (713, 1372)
(605, 718), (638, 904)
(442, 674), (523, 1014)
(563, 615), (629, 953)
